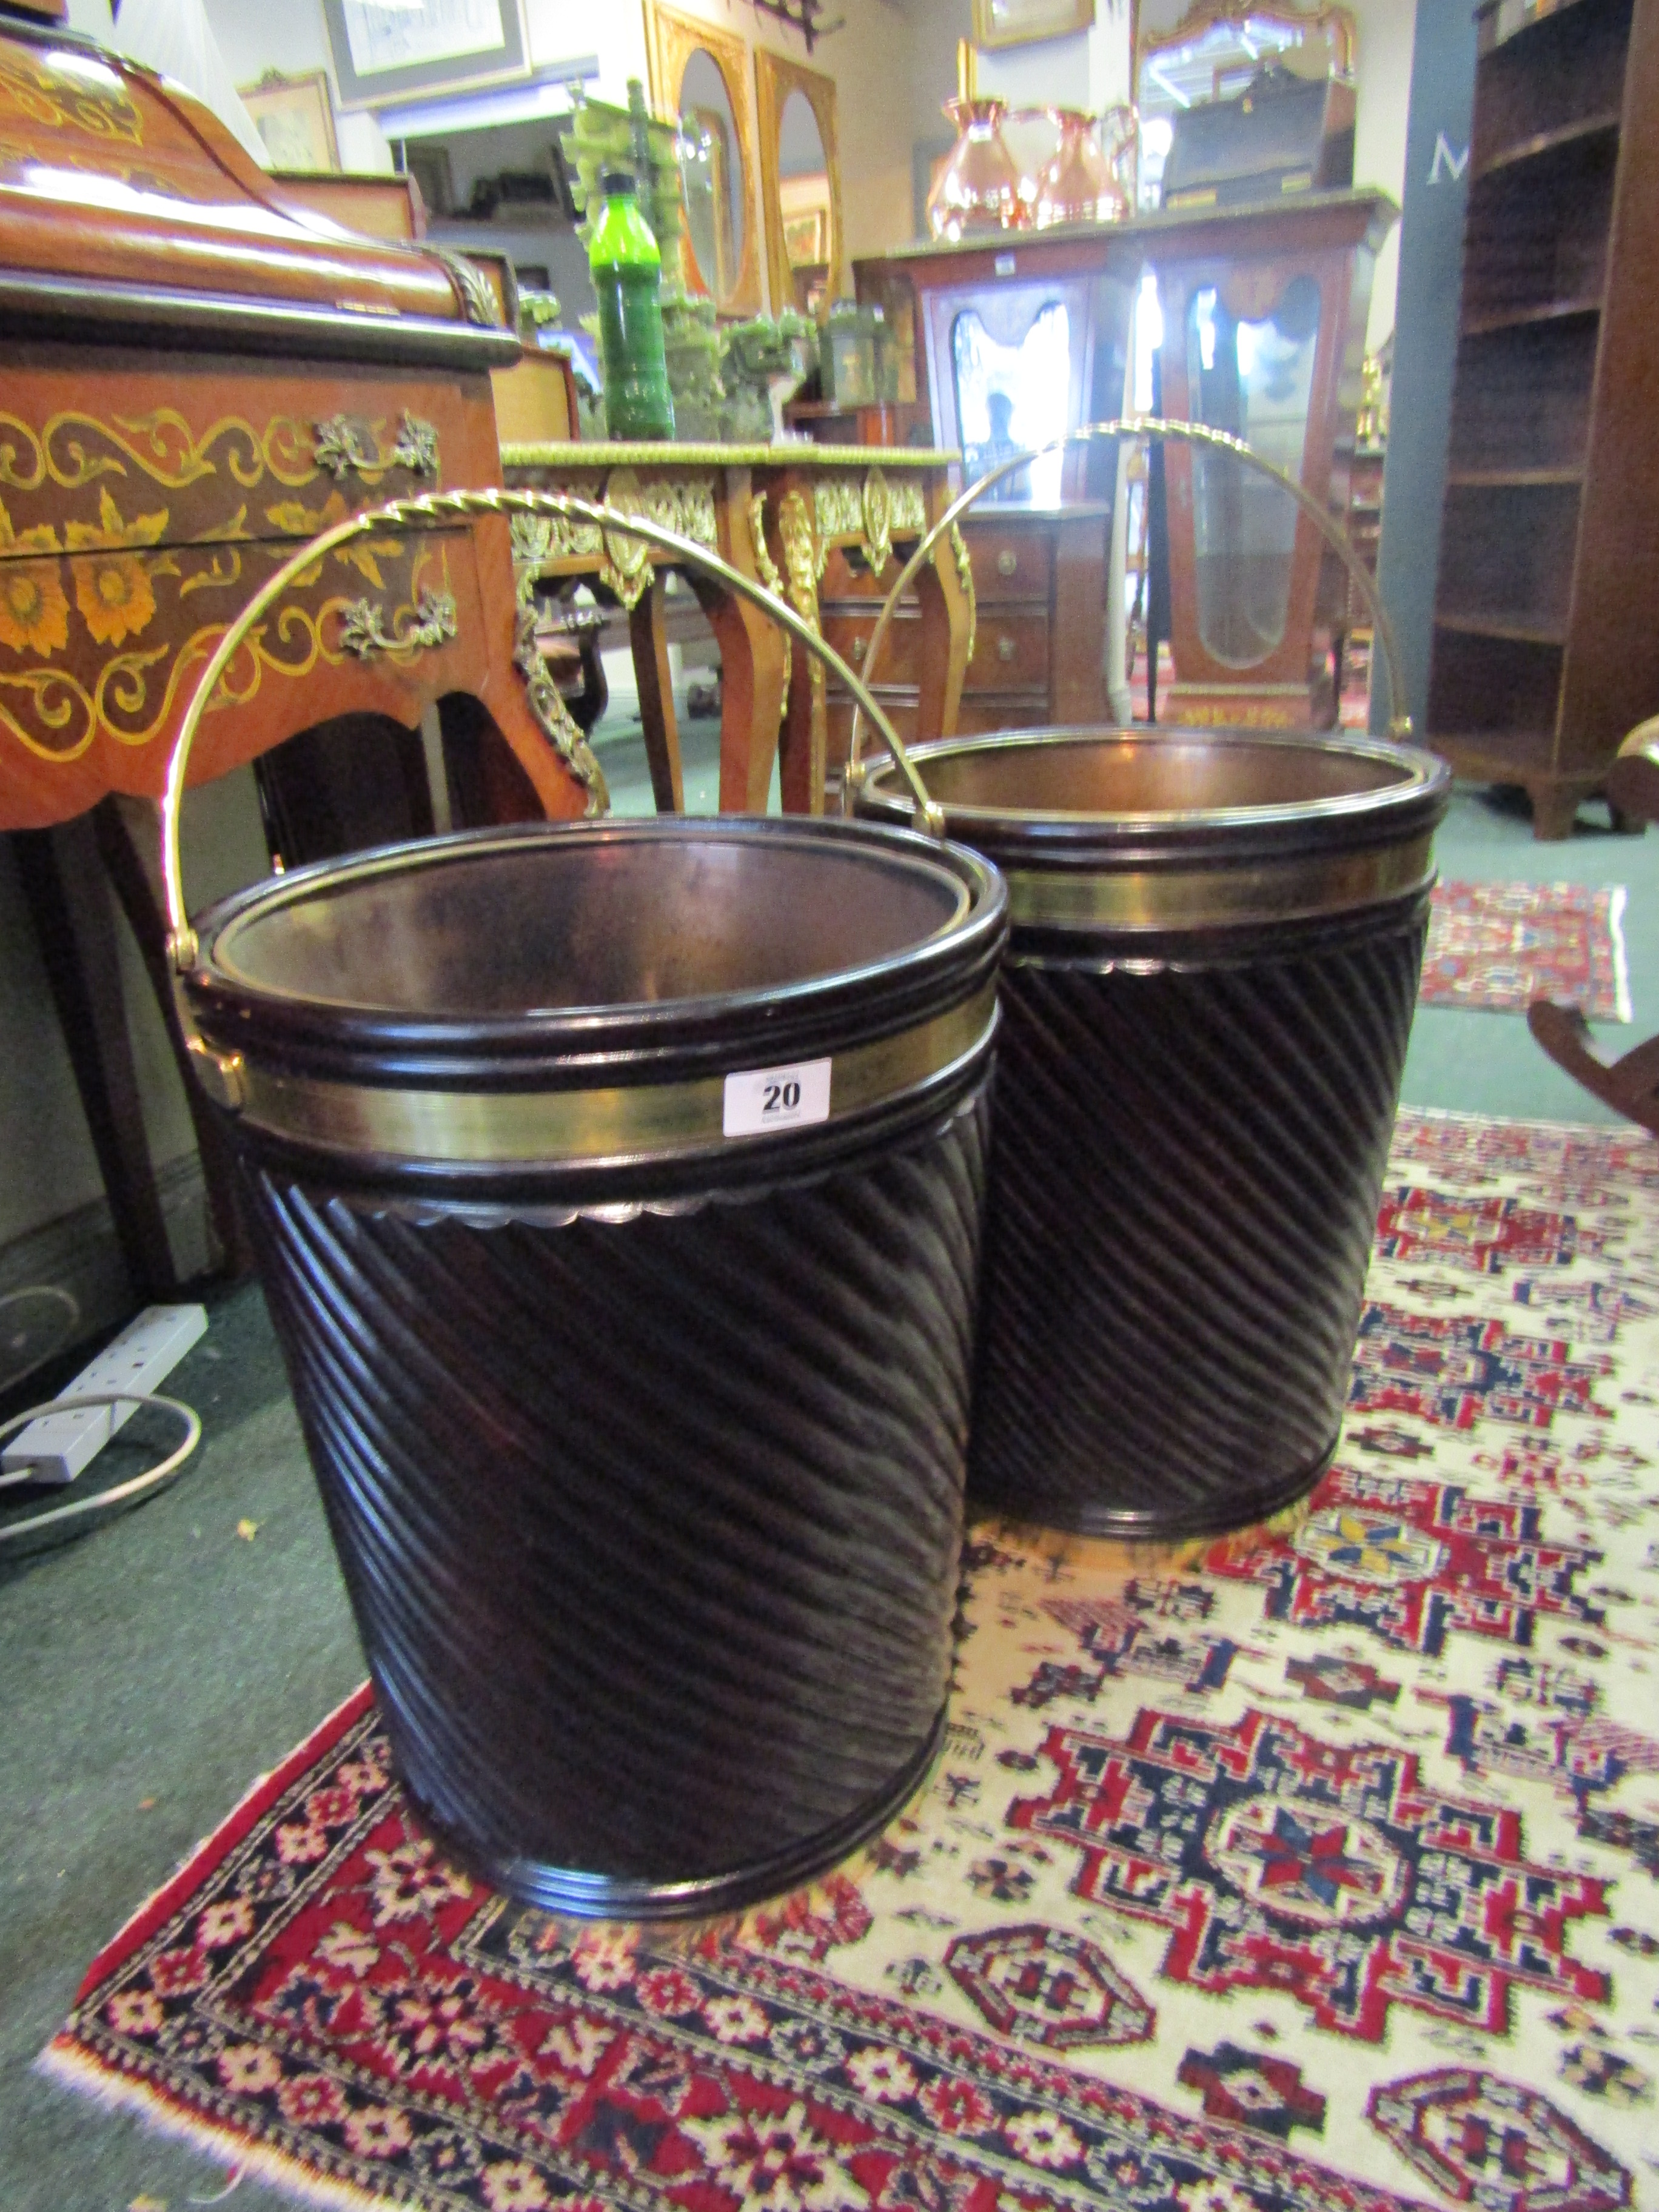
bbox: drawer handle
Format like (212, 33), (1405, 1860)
(852, 637), (867, 662)
(996, 550), (1018, 578)
(314, 410), (440, 481)
(996, 634), (1016, 663)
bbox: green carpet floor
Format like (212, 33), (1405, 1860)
(2, 768), (1655, 2211)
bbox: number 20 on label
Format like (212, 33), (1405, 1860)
(722, 1057), (833, 1138)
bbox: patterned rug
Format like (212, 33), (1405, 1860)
(1422, 882), (1631, 1021)
(42, 1110), (1659, 2212)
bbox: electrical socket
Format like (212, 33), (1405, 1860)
(1, 1303), (207, 1486)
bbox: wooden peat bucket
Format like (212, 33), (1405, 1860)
(163, 491), (1007, 1918)
(857, 724), (1449, 1542)
(848, 419), (1450, 1543)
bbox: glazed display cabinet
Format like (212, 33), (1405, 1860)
(856, 189), (1396, 732)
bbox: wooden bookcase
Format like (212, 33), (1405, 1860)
(1427, 0), (1659, 837)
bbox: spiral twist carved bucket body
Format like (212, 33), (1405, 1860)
(856, 729), (1449, 1541)
(181, 817), (1005, 1915)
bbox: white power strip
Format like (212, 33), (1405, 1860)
(0, 1304), (207, 1486)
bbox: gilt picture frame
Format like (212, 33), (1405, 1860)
(645, 2), (763, 318)
(754, 45), (843, 319)
(320, 0), (532, 112)
(971, 0), (1096, 48)
(240, 70), (341, 173)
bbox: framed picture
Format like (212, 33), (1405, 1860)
(320, 0), (531, 112)
(240, 70), (340, 172)
(404, 141), (455, 218)
(971, 0), (1096, 47)
(782, 207), (828, 267)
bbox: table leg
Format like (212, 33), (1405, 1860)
(629, 575), (685, 814)
(418, 703), (454, 833)
(914, 521), (972, 745)
(688, 577), (787, 814)
(572, 625), (609, 734)
(11, 817), (178, 1301)
(695, 492), (788, 815)
(95, 797), (255, 1281)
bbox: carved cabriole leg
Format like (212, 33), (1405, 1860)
(748, 492), (791, 734)
(703, 469), (787, 816)
(629, 575), (685, 814)
(464, 512), (597, 822)
(774, 489), (826, 816)
(914, 515), (972, 745)
(506, 519), (609, 819)
(505, 598), (609, 819)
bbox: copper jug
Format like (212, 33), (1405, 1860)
(927, 95), (1027, 239)
(1033, 107), (1128, 228)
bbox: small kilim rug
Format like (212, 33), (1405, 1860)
(43, 1111), (1659, 2212)
(1423, 880), (1632, 1020)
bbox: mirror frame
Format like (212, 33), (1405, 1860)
(644, 1), (762, 317)
(1134, 0), (1356, 96)
(754, 47), (844, 321)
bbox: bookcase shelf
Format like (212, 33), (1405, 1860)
(1435, 614), (1569, 648)
(1427, 0), (1659, 836)
(1444, 468), (1584, 487)
(1460, 298), (1602, 338)
(1471, 108), (1621, 181)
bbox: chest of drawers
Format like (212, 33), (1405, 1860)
(822, 501), (1112, 774)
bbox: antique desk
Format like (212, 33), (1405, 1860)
(856, 189), (1396, 730)
(499, 443), (971, 813)
(0, 21), (597, 1299)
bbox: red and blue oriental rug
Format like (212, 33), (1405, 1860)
(42, 1111), (1659, 2212)
(1421, 882), (1631, 1021)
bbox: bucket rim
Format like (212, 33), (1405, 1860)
(854, 726), (1450, 843)
(186, 814), (1006, 1047)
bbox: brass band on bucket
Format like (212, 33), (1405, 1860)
(1002, 834), (1436, 933)
(207, 982), (999, 1168)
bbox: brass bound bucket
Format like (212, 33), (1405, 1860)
(853, 421), (1452, 1541)
(163, 489), (1007, 1918)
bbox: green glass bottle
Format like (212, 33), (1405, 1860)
(588, 167), (675, 442)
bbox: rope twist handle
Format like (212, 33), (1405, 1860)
(160, 484), (942, 973)
(845, 415), (1411, 816)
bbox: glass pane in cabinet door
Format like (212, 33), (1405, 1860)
(953, 301), (1070, 504)
(1184, 273), (1320, 665)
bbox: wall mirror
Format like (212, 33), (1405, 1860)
(1132, 1), (1355, 209)
(645, 4), (762, 315)
(756, 49), (843, 318)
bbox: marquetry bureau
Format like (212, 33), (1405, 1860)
(0, 19), (597, 1298)
(0, 22), (598, 830)
(500, 443), (973, 813)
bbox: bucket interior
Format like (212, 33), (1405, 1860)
(210, 830), (971, 1017)
(872, 733), (1414, 819)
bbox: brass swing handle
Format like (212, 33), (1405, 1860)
(159, 484), (940, 979)
(845, 414), (1412, 811)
